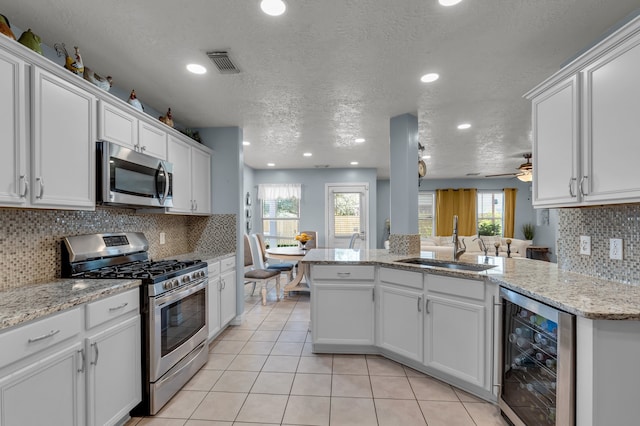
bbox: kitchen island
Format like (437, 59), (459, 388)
(301, 249), (640, 426)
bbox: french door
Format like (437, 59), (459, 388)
(325, 184), (368, 248)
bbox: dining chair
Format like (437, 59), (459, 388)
(243, 235), (281, 305)
(252, 233), (294, 282)
(299, 230), (318, 249)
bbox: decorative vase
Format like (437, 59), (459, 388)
(300, 242), (307, 251)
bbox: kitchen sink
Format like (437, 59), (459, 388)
(395, 258), (497, 271)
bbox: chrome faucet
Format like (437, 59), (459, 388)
(474, 235), (489, 257)
(452, 215), (466, 261)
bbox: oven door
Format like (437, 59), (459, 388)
(149, 279), (208, 382)
(97, 141), (173, 207)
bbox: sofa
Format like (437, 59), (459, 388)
(420, 235), (533, 258)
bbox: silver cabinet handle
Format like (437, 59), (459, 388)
(78, 349), (85, 373)
(580, 175), (588, 196)
(417, 296), (422, 312)
(36, 177), (44, 199)
(220, 278), (226, 290)
(425, 298), (430, 314)
(568, 177), (576, 198)
(337, 272), (351, 277)
(20, 175), (28, 198)
(108, 302), (128, 312)
(28, 329), (60, 343)
(195, 200), (198, 211)
(372, 288), (375, 302)
(90, 342), (99, 365)
(140, 145), (146, 152)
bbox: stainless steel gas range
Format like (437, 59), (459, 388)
(62, 232), (209, 415)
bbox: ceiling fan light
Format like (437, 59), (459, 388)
(517, 173), (532, 182)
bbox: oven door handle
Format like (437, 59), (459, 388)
(154, 341), (207, 388)
(155, 279), (208, 308)
(157, 161), (170, 206)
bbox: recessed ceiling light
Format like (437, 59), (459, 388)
(350, 161), (359, 166)
(261, 0), (286, 16)
(420, 73), (439, 83)
(303, 152), (312, 157)
(186, 63), (207, 74)
(457, 123), (472, 130)
(355, 138), (365, 143)
(422, 155), (431, 159)
(439, 0), (463, 6)
(267, 162), (275, 167)
(243, 141), (251, 146)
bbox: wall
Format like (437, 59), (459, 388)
(248, 168), (378, 248)
(557, 204), (640, 283)
(0, 207), (235, 290)
(376, 179), (391, 248)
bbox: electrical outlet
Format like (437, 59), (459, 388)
(160, 232), (166, 245)
(609, 238), (623, 260)
(580, 236), (591, 255)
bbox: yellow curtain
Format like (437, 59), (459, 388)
(435, 189), (477, 236)
(503, 188), (517, 238)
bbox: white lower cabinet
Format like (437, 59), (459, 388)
(85, 315), (141, 426)
(0, 289), (141, 426)
(0, 341), (84, 426)
(207, 260), (222, 340)
(207, 255), (236, 340)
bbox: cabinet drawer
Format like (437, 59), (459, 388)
(312, 265), (375, 281)
(85, 289), (139, 330)
(426, 275), (484, 301)
(207, 260), (221, 276)
(0, 307), (82, 368)
(221, 256), (235, 272)
(379, 267), (423, 289)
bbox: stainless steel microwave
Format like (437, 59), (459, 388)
(96, 141), (173, 208)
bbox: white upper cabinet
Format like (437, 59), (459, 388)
(527, 16), (640, 207)
(98, 100), (137, 150)
(167, 134), (212, 215)
(191, 146), (212, 215)
(31, 67), (96, 210)
(138, 118), (167, 160)
(0, 46), (28, 207)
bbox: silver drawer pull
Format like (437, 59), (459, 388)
(20, 175), (28, 198)
(336, 272), (351, 277)
(108, 302), (129, 312)
(28, 329), (60, 343)
(91, 342), (99, 365)
(78, 349), (85, 373)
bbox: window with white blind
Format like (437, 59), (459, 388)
(477, 191), (504, 236)
(259, 184), (301, 247)
(418, 192), (435, 237)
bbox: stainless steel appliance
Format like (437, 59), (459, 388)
(61, 232), (208, 415)
(96, 141), (173, 208)
(499, 287), (575, 426)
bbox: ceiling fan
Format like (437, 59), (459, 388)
(485, 153), (533, 182)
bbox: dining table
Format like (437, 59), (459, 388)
(265, 246), (311, 295)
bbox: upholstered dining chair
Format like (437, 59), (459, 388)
(252, 233), (294, 282)
(244, 235), (281, 305)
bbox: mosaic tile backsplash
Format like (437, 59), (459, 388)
(557, 204), (640, 284)
(0, 207), (236, 290)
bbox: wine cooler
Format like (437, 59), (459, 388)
(499, 287), (575, 426)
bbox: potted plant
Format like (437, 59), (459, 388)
(522, 223), (535, 241)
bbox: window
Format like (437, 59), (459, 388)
(477, 191), (504, 236)
(418, 192), (435, 237)
(259, 184), (301, 247)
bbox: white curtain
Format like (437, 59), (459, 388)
(258, 183), (301, 200)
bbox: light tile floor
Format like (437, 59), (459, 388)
(126, 284), (509, 426)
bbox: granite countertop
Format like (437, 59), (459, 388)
(0, 279), (141, 331)
(165, 251), (235, 264)
(301, 249), (640, 320)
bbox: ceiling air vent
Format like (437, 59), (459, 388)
(206, 51), (240, 74)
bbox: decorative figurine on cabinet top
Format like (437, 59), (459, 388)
(83, 67), (113, 92)
(159, 108), (174, 128)
(54, 43), (84, 75)
(127, 90), (144, 112)
(18, 29), (43, 55)
(0, 14), (16, 40)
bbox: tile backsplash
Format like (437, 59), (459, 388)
(0, 207), (236, 290)
(557, 204), (640, 284)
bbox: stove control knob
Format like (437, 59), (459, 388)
(182, 275), (190, 284)
(171, 279), (179, 288)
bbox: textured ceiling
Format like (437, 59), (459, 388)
(3, 1), (639, 178)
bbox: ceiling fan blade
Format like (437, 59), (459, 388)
(485, 173), (519, 178)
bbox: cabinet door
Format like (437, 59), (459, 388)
(220, 269), (236, 326)
(532, 74), (581, 207)
(0, 48), (27, 206)
(191, 147), (211, 214)
(167, 135), (192, 213)
(32, 67), (95, 210)
(0, 342), (84, 426)
(98, 101), (137, 150)
(86, 315), (141, 426)
(208, 262), (222, 340)
(312, 283), (375, 346)
(582, 33), (640, 203)
(138, 120), (167, 160)
(424, 294), (485, 387)
(378, 284), (423, 362)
